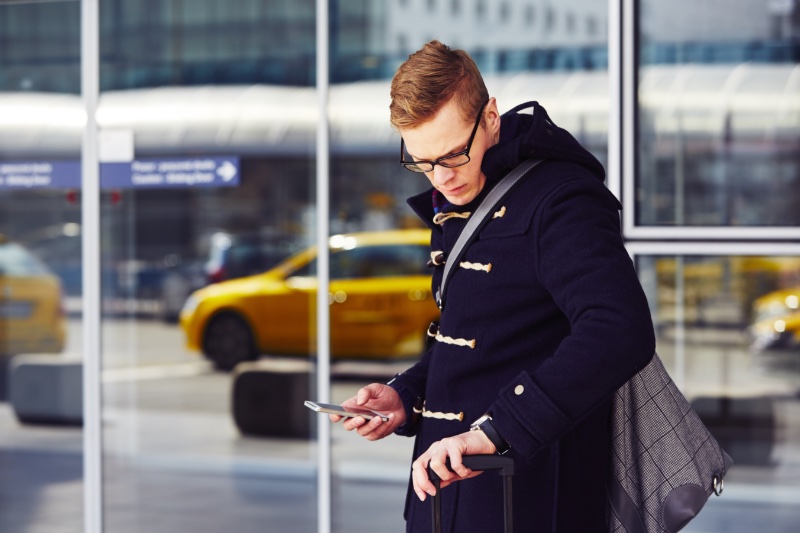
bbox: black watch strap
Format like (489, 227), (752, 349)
(472, 415), (510, 455)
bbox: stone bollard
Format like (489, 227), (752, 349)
(231, 358), (315, 438)
(9, 355), (83, 426)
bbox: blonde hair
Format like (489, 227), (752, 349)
(390, 40), (489, 131)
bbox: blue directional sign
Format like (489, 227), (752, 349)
(102, 156), (240, 189)
(0, 161), (81, 189)
(0, 156), (240, 190)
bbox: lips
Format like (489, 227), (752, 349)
(441, 185), (464, 196)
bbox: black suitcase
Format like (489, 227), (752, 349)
(428, 454), (515, 533)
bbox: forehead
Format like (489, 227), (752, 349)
(401, 100), (473, 159)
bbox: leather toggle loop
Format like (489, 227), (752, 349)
(427, 252), (446, 268)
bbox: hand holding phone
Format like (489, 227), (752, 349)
(304, 400), (390, 422)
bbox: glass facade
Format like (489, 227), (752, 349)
(636, 0), (800, 228)
(0, 1), (799, 532)
(98, 0), (320, 529)
(626, 1), (800, 528)
(632, 249), (800, 529)
(0, 0), (85, 530)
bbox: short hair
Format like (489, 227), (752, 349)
(390, 40), (489, 131)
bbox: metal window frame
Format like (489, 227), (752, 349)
(607, 0), (622, 200)
(315, 1), (332, 533)
(81, 1), (103, 532)
(626, 226), (800, 240)
(619, 0), (800, 240)
(627, 241), (800, 257)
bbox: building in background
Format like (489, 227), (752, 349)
(4, 0), (796, 96)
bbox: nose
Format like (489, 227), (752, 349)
(429, 165), (455, 187)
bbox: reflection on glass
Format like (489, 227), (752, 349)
(0, 1), (83, 531)
(181, 229), (437, 371)
(0, 234), (66, 356)
(95, 14), (325, 533)
(637, 0), (800, 226)
(332, 3), (614, 531)
(639, 254), (800, 489)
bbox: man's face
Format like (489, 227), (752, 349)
(401, 98), (499, 206)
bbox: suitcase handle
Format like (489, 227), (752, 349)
(428, 454), (515, 480)
(428, 454), (514, 533)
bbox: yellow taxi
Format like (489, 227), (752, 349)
(0, 235), (66, 355)
(748, 286), (800, 353)
(180, 229), (439, 370)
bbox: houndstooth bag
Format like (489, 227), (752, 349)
(607, 353), (734, 533)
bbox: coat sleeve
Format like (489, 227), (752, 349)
(385, 224), (442, 437)
(387, 347), (431, 437)
(489, 177), (655, 461)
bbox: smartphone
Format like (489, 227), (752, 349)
(304, 400), (389, 422)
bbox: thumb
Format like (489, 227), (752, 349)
(356, 387), (370, 406)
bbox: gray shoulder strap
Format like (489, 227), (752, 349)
(436, 158), (543, 309)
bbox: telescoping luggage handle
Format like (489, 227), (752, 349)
(428, 454), (515, 533)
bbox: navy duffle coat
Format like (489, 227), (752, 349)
(388, 102), (656, 532)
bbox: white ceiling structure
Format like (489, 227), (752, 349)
(0, 63), (796, 158)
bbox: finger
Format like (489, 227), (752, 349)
(411, 457), (435, 501)
(365, 413), (402, 441)
(341, 416), (368, 431)
(356, 386), (373, 406)
(428, 453), (454, 483)
(339, 395), (360, 409)
(446, 447), (471, 478)
(356, 415), (383, 437)
(329, 414), (342, 423)
(461, 469), (485, 481)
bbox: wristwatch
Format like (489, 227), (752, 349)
(470, 413), (510, 455)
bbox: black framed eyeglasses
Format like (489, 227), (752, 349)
(400, 100), (488, 173)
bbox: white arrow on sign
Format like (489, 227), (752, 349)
(216, 161), (238, 182)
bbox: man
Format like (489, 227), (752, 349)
(332, 40), (655, 532)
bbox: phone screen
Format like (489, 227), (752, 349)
(304, 400), (389, 421)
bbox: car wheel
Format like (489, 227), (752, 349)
(202, 312), (257, 371)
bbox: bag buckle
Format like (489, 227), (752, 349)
(712, 475), (724, 496)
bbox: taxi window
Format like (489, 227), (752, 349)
(293, 244), (430, 279)
(0, 243), (52, 276)
(330, 244), (430, 279)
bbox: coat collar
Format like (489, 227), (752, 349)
(406, 101), (605, 227)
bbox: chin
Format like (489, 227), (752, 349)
(446, 193), (476, 206)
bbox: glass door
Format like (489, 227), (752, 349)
(96, 1), (319, 531)
(0, 1), (84, 531)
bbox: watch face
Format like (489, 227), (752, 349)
(472, 414), (490, 429)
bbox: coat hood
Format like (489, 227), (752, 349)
(481, 101), (605, 183)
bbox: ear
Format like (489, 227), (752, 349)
(484, 97), (501, 137)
